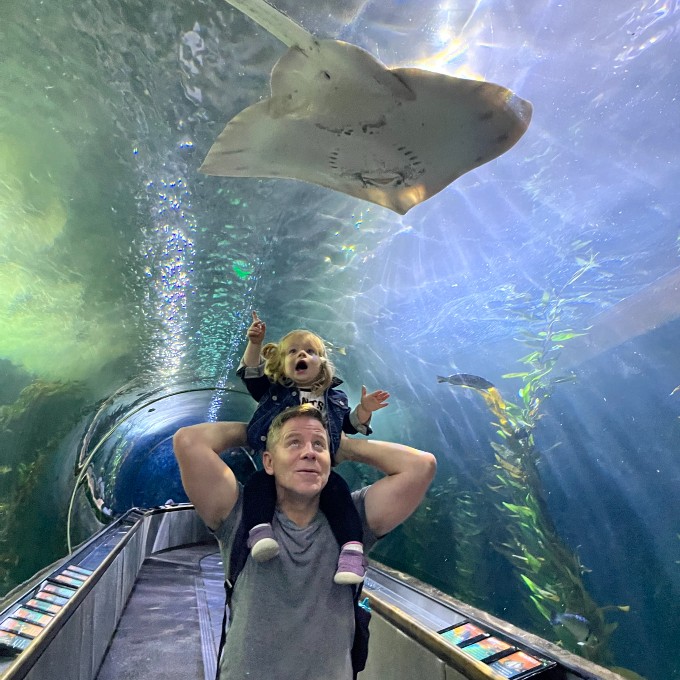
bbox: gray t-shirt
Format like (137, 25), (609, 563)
(213, 486), (378, 680)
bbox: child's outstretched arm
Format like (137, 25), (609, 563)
(355, 385), (390, 425)
(238, 311), (271, 402)
(242, 310), (266, 366)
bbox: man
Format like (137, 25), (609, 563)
(173, 404), (436, 680)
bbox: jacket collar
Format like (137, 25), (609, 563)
(273, 376), (343, 391)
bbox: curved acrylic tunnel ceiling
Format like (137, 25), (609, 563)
(557, 266), (680, 368)
(74, 255), (680, 519)
(68, 379), (258, 543)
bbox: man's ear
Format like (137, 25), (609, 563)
(262, 450), (275, 475)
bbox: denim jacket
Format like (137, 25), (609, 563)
(237, 361), (371, 460)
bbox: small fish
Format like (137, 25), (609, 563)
(0, 466), (12, 475)
(438, 374), (508, 424)
(437, 374), (495, 390)
(550, 612), (593, 645)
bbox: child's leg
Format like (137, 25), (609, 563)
(320, 471), (366, 585)
(243, 470), (277, 528)
(243, 470), (279, 562)
(320, 471), (363, 545)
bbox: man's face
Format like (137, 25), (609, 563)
(263, 416), (331, 500)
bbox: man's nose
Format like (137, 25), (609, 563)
(300, 442), (317, 457)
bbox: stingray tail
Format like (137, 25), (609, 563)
(223, 0), (317, 51)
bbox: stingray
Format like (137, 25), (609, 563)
(200, 0), (533, 215)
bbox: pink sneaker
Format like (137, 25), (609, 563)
(334, 542), (366, 585)
(247, 523), (279, 562)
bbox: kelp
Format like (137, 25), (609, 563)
(397, 477), (492, 606)
(442, 486), (491, 605)
(446, 255), (629, 665)
(0, 380), (88, 594)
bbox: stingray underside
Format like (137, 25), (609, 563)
(201, 59), (532, 214)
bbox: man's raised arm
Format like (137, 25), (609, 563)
(336, 438), (437, 537)
(173, 422), (243, 530)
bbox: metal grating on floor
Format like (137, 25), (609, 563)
(95, 543), (223, 680)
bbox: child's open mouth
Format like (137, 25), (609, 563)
(295, 360), (308, 371)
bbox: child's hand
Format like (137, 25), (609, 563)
(360, 385), (390, 414)
(247, 311), (266, 344)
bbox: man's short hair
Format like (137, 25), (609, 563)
(266, 404), (328, 450)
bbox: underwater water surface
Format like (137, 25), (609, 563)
(1, 0), (679, 678)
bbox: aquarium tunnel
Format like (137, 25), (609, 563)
(1, 1), (679, 679)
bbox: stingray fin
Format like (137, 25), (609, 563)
(205, 2), (533, 214)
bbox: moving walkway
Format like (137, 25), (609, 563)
(0, 506), (627, 680)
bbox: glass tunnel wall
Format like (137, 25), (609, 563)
(1, 1), (679, 679)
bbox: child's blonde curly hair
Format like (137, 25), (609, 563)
(261, 329), (335, 393)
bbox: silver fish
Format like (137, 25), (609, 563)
(550, 612), (593, 645)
